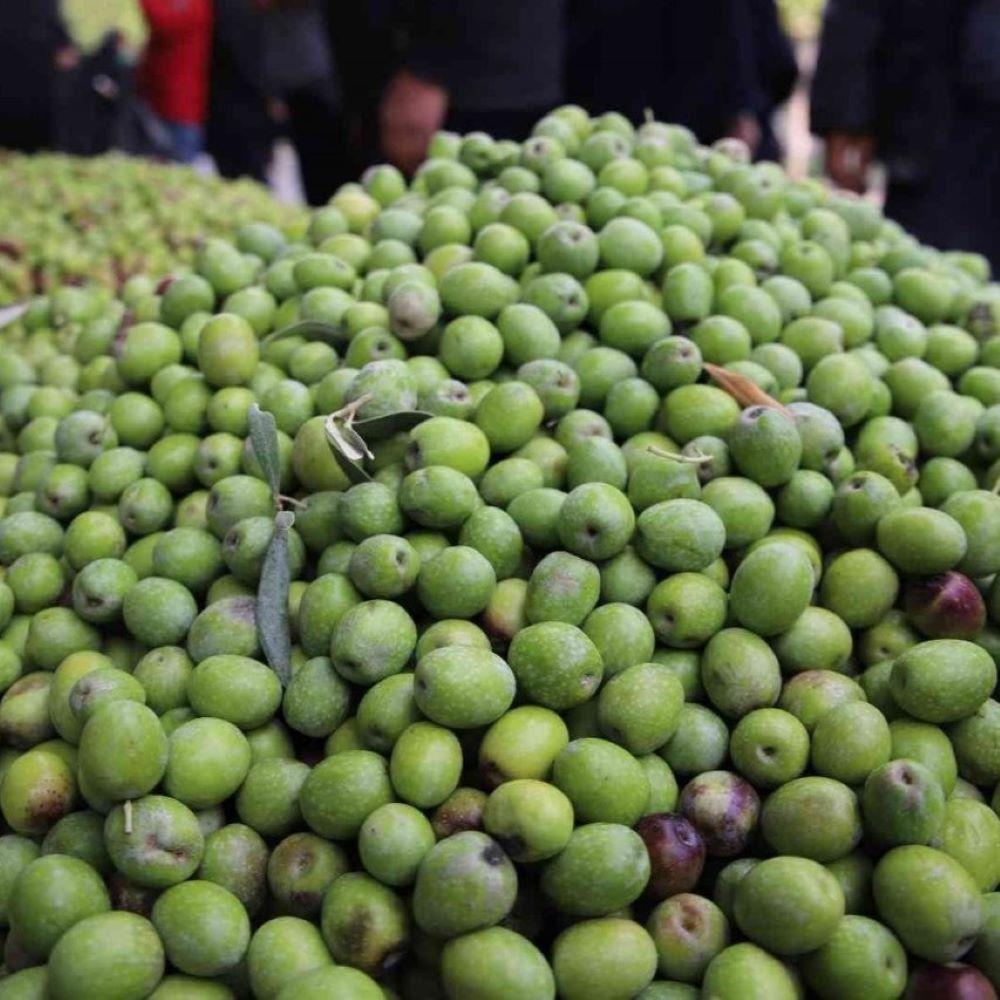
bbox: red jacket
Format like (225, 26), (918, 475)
(138, 0), (212, 125)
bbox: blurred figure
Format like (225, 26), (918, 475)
(264, 0), (348, 203)
(207, 0), (272, 181)
(326, 1), (398, 181)
(567, 0), (762, 147)
(746, 0), (798, 161)
(53, 30), (138, 156)
(0, 3), (71, 151)
(377, 1), (567, 173)
(53, 1), (177, 158)
(812, 0), (1000, 268)
(60, 0), (148, 56)
(137, 0), (212, 162)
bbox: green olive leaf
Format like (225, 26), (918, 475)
(260, 319), (341, 348)
(247, 403), (281, 500)
(322, 397), (433, 485)
(324, 412), (373, 485)
(323, 396), (372, 485)
(353, 410), (433, 440)
(325, 414), (373, 463)
(257, 511), (295, 687)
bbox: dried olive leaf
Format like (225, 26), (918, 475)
(704, 362), (792, 416)
(325, 415), (373, 463)
(324, 395), (374, 484)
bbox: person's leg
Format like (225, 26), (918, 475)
(885, 104), (1000, 271)
(208, 107), (272, 182)
(285, 84), (351, 204)
(165, 122), (204, 164)
(939, 105), (1000, 272)
(0, 118), (49, 153)
(326, 0), (398, 179)
(883, 182), (951, 248)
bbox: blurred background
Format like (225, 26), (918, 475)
(2, 0), (999, 266)
(0, 0), (818, 201)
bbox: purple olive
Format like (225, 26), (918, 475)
(678, 770), (760, 857)
(905, 572), (986, 640)
(906, 962), (997, 1000)
(635, 812), (706, 901)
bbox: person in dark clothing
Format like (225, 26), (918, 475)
(326, 1), (402, 181)
(264, 0), (349, 203)
(0, 4), (71, 151)
(747, 0), (798, 161)
(375, 1), (567, 173)
(566, 0), (761, 145)
(206, 0), (273, 182)
(51, 33), (140, 157)
(812, 0), (1000, 270)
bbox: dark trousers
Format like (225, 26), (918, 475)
(208, 96), (273, 183)
(885, 103), (1000, 272)
(445, 107), (552, 142)
(285, 84), (350, 204)
(0, 118), (49, 153)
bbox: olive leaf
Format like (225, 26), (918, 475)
(703, 362), (792, 416)
(260, 319), (340, 349)
(353, 409), (433, 439)
(247, 403), (281, 500)
(324, 398), (374, 485)
(323, 396), (433, 485)
(0, 302), (28, 330)
(257, 509), (295, 687)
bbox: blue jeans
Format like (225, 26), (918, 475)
(163, 121), (204, 163)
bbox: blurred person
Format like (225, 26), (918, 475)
(812, 0), (1000, 268)
(567, 0), (763, 148)
(0, 3), (72, 151)
(137, 0), (212, 162)
(53, 0), (155, 157)
(326, 1), (398, 182)
(263, 0), (349, 203)
(377, 1), (567, 174)
(61, 0), (148, 56)
(746, 0), (798, 161)
(207, 0), (272, 181)
(52, 30), (136, 156)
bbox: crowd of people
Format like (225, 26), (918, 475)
(2, 0), (999, 271)
(0, 0), (796, 204)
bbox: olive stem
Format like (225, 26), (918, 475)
(124, 799), (133, 835)
(331, 392), (372, 427)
